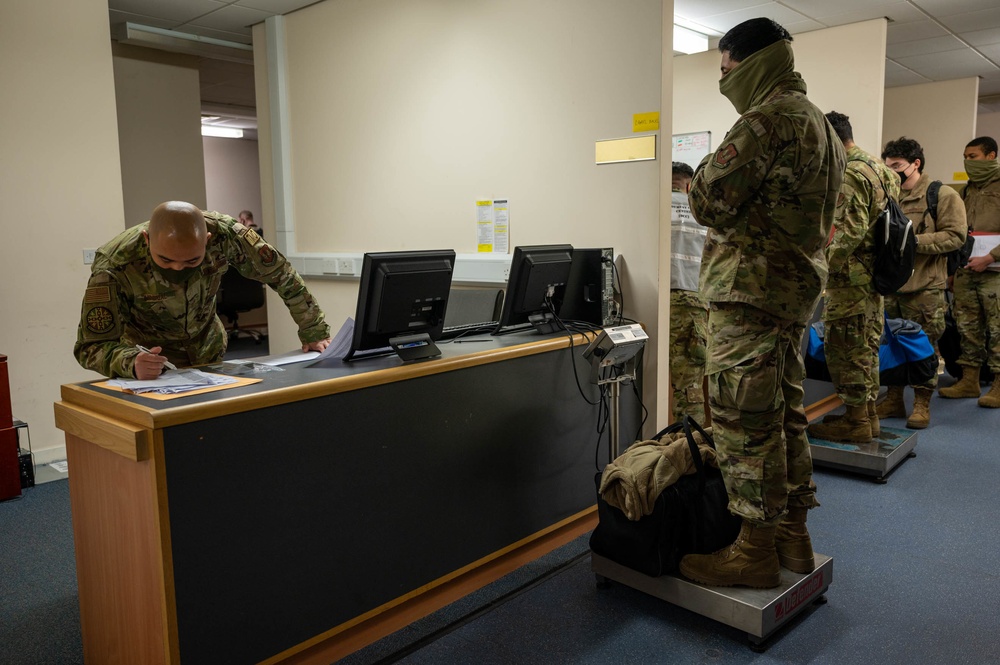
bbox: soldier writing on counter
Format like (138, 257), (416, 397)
(75, 201), (331, 380)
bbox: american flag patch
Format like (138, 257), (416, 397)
(85, 286), (111, 303)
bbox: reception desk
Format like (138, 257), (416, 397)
(54, 332), (641, 664)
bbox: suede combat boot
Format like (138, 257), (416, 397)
(679, 521), (781, 588)
(807, 404), (871, 443)
(775, 507), (815, 574)
(876, 386), (907, 419)
(978, 379), (1000, 408)
(907, 387), (932, 429)
(939, 367), (982, 399)
(868, 401), (880, 438)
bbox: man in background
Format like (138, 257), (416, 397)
(680, 18), (845, 589)
(668, 161), (709, 425)
(238, 209), (260, 235)
(808, 112), (899, 443)
(879, 138), (967, 428)
(939, 136), (1000, 407)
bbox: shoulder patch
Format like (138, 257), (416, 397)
(242, 228), (261, 246)
(258, 245), (276, 267)
(85, 306), (115, 334)
(85, 286), (110, 304)
(713, 143), (739, 169)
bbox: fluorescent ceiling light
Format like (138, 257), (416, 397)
(201, 126), (244, 139)
(674, 24), (708, 54)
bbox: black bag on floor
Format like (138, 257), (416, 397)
(589, 417), (741, 577)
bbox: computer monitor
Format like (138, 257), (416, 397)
(344, 250), (457, 362)
(493, 244), (574, 334)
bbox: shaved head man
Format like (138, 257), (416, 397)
(75, 201), (330, 379)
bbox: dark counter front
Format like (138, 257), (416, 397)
(57, 331), (641, 664)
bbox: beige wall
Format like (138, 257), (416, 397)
(256, 0), (675, 431)
(977, 111), (1000, 144)
(883, 77), (980, 184)
(1, 0), (125, 461)
(674, 19), (889, 160)
(113, 43), (207, 225)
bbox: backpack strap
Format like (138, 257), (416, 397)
(926, 180), (941, 221)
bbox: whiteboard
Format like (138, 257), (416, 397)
(672, 131), (712, 171)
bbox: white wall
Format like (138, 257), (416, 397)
(203, 136), (263, 228)
(255, 0), (675, 429)
(883, 77), (980, 184)
(977, 111), (1000, 143)
(113, 43), (207, 225)
(1, 0), (125, 461)
(674, 19), (889, 160)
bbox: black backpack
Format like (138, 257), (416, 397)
(927, 181), (975, 276)
(850, 160), (916, 295)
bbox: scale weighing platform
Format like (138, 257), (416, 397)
(809, 426), (917, 483)
(592, 553), (832, 650)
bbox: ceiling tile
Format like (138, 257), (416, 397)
(815, 2), (926, 27)
(939, 7), (1000, 33)
(885, 69), (935, 87)
(674, 0), (774, 21)
(783, 0), (899, 20)
(109, 0), (226, 26)
(234, 0), (319, 14)
(979, 78), (1000, 97)
(962, 27), (1000, 47)
(109, 8), (177, 30)
(692, 4), (813, 35)
(911, 0), (1000, 17)
(977, 43), (1000, 62)
(184, 4), (271, 32)
(177, 23), (254, 44)
(887, 19), (949, 44)
(782, 19), (827, 34)
(886, 35), (966, 58)
(895, 47), (1000, 78)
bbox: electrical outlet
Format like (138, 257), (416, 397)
(337, 259), (354, 275)
(82, 248), (97, 265)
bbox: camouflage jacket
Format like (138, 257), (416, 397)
(897, 174), (967, 292)
(689, 47), (846, 323)
(827, 145), (900, 288)
(74, 212), (330, 378)
(964, 172), (1000, 260)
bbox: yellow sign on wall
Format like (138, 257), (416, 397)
(633, 112), (660, 132)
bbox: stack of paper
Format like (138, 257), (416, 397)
(107, 369), (239, 395)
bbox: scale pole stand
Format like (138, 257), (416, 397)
(809, 426), (917, 483)
(592, 553), (833, 651)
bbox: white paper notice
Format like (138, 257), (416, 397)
(477, 200), (494, 252)
(492, 200), (509, 254)
(476, 199), (510, 254)
(971, 233), (1000, 271)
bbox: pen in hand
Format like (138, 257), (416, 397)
(135, 345), (178, 371)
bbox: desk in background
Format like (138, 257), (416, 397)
(54, 331), (641, 664)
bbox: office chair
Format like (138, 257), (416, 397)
(217, 269), (266, 343)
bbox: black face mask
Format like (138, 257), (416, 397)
(152, 264), (199, 284)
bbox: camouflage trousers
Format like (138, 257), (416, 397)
(706, 303), (819, 525)
(669, 290), (708, 424)
(952, 269), (1000, 373)
(822, 287), (882, 406)
(884, 289), (945, 389)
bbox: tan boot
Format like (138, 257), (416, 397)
(868, 401), (880, 438)
(808, 404), (871, 443)
(939, 367), (982, 399)
(775, 507), (815, 574)
(907, 387), (932, 429)
(978, 379), (1000, 408)
(876, 386), (907, 419)
(679, 521), (781, 588)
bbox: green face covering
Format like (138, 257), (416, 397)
(153, 264), (199, 284)
(719, 40), (795, 114)
(964, 158), (1000, 185)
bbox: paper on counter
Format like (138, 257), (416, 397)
(107, 369), (238, 395)
(314, 318), (355, 361)
(235, 350), (321, 366)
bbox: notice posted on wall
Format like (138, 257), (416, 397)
(476, 199), (509, 253)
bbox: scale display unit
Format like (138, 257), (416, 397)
(592, 553), (832, 650)
(809, 425), (917, 483)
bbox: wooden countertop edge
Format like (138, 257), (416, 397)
(59, 333), (596, 430)
(53, 401), (152, 461)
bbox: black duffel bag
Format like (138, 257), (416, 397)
(589, 416), (741, 577)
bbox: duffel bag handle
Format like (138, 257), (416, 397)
(682, 415), (716, 493)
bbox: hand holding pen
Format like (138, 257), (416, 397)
(134, 344), (177, 379)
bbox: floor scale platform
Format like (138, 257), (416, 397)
(809, 426), (917, 483)
(592, 553), (832, 650)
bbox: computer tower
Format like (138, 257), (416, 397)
(559, 247), (616, 326)
(19, 449), (34, 489)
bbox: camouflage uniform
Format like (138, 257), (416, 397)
(824, 146), (900, 406)
(689, 40), (846, 525)
(669, 189), (709, 424)
(75, 212), (330, 378)
(884, 174), (967, 388)
(952, 172), (1000, 373)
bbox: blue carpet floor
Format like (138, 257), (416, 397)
(3, 388), (1000, 664)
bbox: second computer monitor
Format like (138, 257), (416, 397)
(494, 244), (574, 334)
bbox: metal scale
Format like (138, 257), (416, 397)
(583, 328), (832, 650)
(809, 425), (918, 483)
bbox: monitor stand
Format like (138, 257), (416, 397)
(388, 333), (442, 361)
(527, 312), (562, 334)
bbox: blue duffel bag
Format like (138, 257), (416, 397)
(806, 317), (937, 387)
